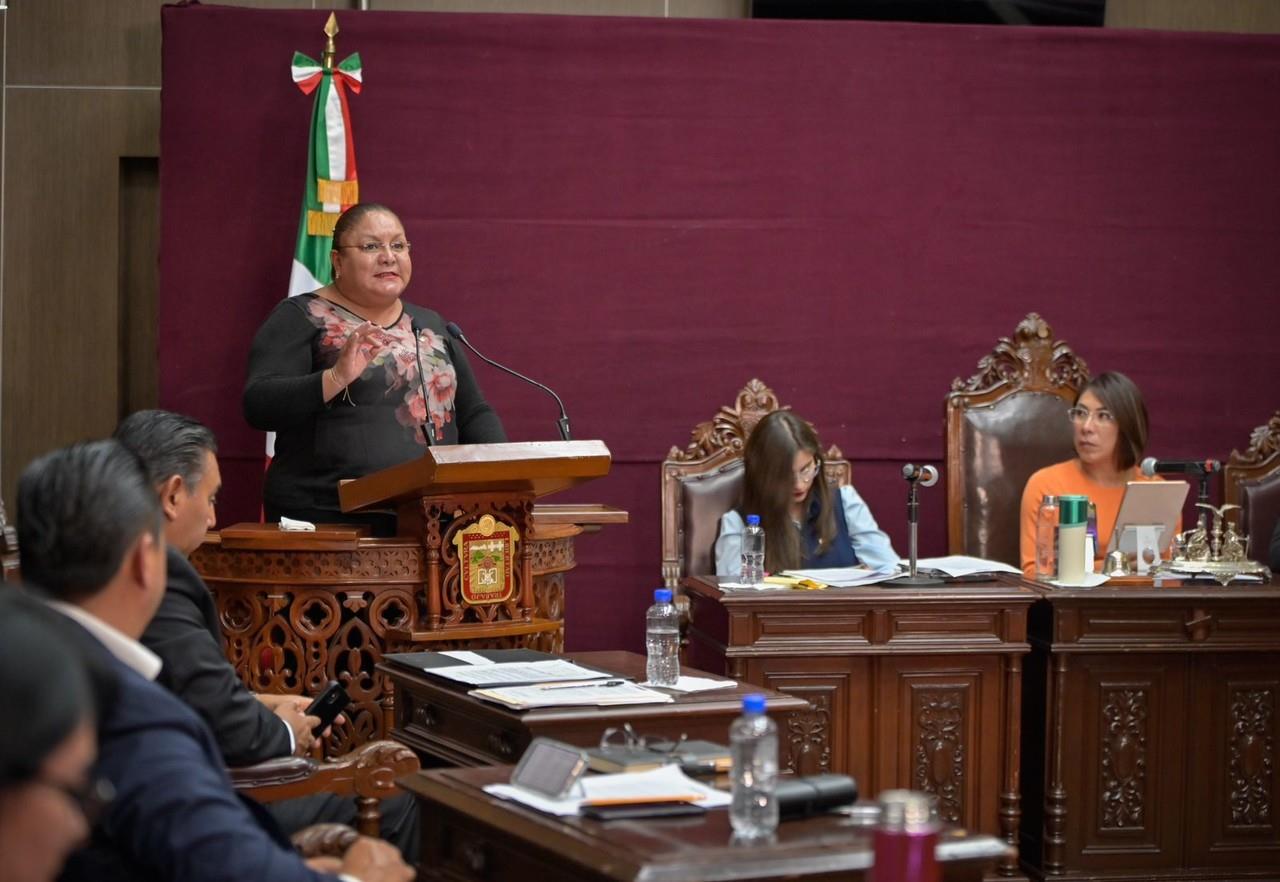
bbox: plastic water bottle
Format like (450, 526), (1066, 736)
(1034, 495), (1058, 581)
(741, 514), (766, 586)
(645, 588), (680, 687)
(730, 693), (778, 839)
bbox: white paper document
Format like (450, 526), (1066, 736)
(1046, 573), (1110, 588)
(485, 764), (731, 817)
(469, 680), (673, 710)
(783, 565), (901, 587)
(642, 675), (736, 693)
(438, 651), (493, 666)
(906, 555), (1023, 577)
(428, 659), (610, 686)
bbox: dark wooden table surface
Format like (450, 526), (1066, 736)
(404, 764), (1013, 882)
(381, 650), (812, 767)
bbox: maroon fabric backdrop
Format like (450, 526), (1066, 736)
(160, 5), (1280, 652)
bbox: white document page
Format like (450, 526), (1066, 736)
(485, 764), (731, 816)
(906, 555), (1022, 577)
(428, 659), (610, 686)
(438, 651), (494, 665)
(783, 564), (901, 587)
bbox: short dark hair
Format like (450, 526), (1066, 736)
(16, 440), (162, 603)
(1076, 371), (1149, 471)
(0, 590), (94, 786)
(114, 409), (217, 489)
(331, 202), (401, 248)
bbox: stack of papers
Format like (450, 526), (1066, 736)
(905, 556), (1022, 577)
(424, 659), (612, 687)
(783, 564), (901, 587)
(641, 675), (736, 693)
(469, 680), (673, 710)
(485, 763), (731, 817)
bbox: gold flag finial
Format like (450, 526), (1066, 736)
(322, 13), (339, 71)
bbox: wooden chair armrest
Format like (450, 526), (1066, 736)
(227, 755), (317, 789)
(291, 822), (359, 859)
(232, 740), (419, 805)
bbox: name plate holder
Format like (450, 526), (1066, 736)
(1118, 524), (1164, 574)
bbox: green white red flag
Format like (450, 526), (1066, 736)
(267, 44), (363, 459)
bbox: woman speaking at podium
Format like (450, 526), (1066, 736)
(1019, 371), (1162, 576)
(244, 203), (506, 532)
(714, 410), (898, 577)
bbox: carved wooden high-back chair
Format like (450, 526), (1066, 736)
(1224, 410), (1280, 566)
(0, 498), (19, 583)
(661, 379), (851, 587)
(945, 314), (1089, 565)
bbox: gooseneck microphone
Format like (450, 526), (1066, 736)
(1139, 457), (1221, 478)
(409, 319), (433, 446)
(445, 322), (572, 441)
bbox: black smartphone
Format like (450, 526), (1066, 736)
(305, 680), (350, 735)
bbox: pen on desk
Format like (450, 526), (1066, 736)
(537, 679), (626, 690)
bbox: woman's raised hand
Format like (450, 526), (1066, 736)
(332, 321), (382, 386)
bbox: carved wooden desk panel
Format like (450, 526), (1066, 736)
(405, 765), (1013, 882)
(682, 575), (1034, 879)
(193, 507), (621, 754)
(382, 650), (810, 767)
(1021, 581), (1280, 882)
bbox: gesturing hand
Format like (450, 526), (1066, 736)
(332, 321), (383, 387)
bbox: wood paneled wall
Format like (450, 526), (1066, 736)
(0, 0), (745, 512)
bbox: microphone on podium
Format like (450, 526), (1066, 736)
(445, 322), (572, 441)
(409, 319), (433, 447)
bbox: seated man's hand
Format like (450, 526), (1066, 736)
(339, 836), (414, 882)
(274, 701), (322, 755)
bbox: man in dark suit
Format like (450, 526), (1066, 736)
(113, 410), (417, 856)
(16, 440), (412, 882)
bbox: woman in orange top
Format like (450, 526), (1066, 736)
(1019, 371), (1165, 577)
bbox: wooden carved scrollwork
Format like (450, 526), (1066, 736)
(1100, 688), (1148, 829)
(785, 694), (832, 775)
(949, 313), (1089, 396)
(913, 690), (966, 824)
(1231, 412), (1280, 468)
(0, 497), (19, 582)
(1229, 687), (1274, 827)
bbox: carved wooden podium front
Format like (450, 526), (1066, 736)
(192, 441), (621, 754)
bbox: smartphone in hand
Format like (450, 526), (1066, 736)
(306, 680), (351, 736)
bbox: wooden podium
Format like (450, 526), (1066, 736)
(192, 441), (623, 753)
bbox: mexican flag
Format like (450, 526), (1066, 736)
(267, 38), (362, 458)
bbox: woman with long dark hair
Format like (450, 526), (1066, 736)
(714, 410), (897, 577)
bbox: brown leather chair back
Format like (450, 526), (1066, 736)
(1224, 410), (1280, 565)
(661, 379), (850, 587)
(945, 314), (1089, 565)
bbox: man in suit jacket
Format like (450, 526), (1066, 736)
(114, 410), (417, 856)
(16, 440), (412, 882)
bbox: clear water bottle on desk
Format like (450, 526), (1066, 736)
(730, 693), (778, 840)
(1034, 494), (1059, 581)
(645, 588), (680, 687)
(741, 514), (766, 586)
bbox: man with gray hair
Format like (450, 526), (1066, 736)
(114, 409), (417, 857)
(17, 439), (412, 882)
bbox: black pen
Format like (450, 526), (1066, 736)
(536, 679), (626, 690)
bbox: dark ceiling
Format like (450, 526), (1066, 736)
(750, 0), (1106, 27)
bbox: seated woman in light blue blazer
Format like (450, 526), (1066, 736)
(714, 410), (897, 577)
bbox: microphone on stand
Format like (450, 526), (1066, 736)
(1139, 457), (1221, 477)
(410, 319), (433, 447)
(887, 463), (943, 587)
(445, 322), (572, 441)
(1139, 456), (1220, 506)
